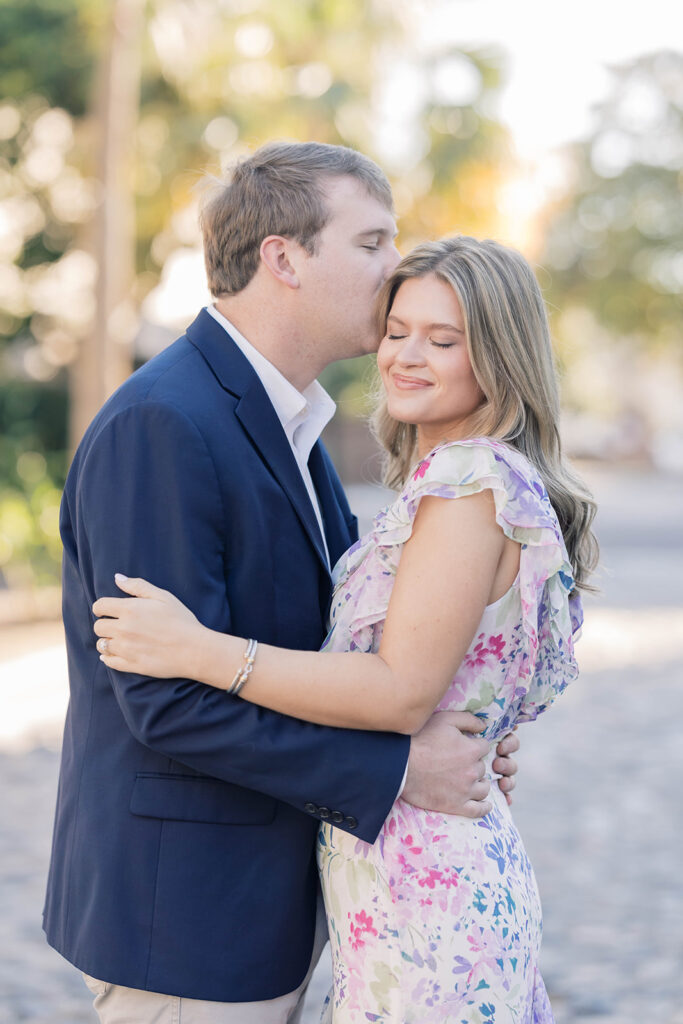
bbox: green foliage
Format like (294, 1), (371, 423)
(0, 379), (67, 586)
(319, 354), (379, 418)
(0, 0), (98, 115)
(541, 51), (682, 355)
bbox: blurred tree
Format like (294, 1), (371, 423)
(0, 0), (510, 585)
(0, 0), (100, 587)
(70, 0), (145, 445)
(541, 51), (682, 356)
(536, 51), (683, 465)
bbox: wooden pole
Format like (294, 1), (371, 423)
(70, 0), (144, 451)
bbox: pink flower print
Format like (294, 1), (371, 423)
(424, 812), (446, 830)
(356, 909), (377, 932)
(488, 634), (506, 659)
(396, 852), (417, 877)
(413, 457), (431, 480)
(400, 833), (424, 855)
(348, 909), (378, 950)
(417, 868), (443, 890)
(464, 640), (490, 669)
(441, 867), (460, 889)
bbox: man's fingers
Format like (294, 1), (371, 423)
(447, 711), (487, 734)
(493, 755), (518, 778)
(462, 799), (493, 820)
(471, 736), (492, 759)
(497, 774), (516, 795)
(496, 732), (520, 756)
(469, 779), (491, 802)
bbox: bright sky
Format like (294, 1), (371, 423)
(418, 0), (678, 159)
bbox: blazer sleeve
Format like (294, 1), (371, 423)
(75, 400), (409, 843)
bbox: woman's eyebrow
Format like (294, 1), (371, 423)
(428, 322), (465, 333)
(387, 314), (464, 333)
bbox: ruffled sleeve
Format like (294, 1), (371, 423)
(325, 438), (582, 725)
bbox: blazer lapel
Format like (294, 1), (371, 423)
(308, 443), (353, 569)
(186, 309), (331, 574)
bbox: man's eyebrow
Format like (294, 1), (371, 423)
(387, 314), (464, 333)
(356, 227), (399, 240)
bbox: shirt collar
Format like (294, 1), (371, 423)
(206, 305), (335, 460)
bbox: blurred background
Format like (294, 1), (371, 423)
(0, 1), (681, 1022)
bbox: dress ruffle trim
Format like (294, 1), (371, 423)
(531, 964), (556, 1023)
(326, 439), (582, 719)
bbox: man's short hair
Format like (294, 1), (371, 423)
(199, 141), (394, 296)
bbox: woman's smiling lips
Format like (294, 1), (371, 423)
(391, 373), (433, 389)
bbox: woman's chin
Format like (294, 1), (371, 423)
(386, 400), (421, 426)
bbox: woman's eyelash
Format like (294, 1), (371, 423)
(384, 334), (455, 347)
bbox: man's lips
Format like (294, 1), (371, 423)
(391, 373), (433, 389)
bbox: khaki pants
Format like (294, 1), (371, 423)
(83, 893), (328, 1024)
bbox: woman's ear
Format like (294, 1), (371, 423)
(259, 235), (301, 289)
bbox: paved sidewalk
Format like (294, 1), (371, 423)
(1, 465), (682, 1023)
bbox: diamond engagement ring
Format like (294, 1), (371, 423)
(98, 638), (111, 655)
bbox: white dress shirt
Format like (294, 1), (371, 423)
(206, 304), (335, 566)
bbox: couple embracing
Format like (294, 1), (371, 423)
(44, 141), (596, 1023)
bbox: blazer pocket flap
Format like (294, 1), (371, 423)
(130, 774), (277, 825)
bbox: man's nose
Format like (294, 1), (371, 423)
(384, 243), (401, 277)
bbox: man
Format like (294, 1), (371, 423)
(44, 142), (518, 1022)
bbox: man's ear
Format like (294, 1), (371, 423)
(259, 235), (301, 289)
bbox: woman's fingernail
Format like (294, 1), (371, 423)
(115, 573), (128, 583)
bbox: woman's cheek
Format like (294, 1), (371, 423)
(376, 341), (393, 387)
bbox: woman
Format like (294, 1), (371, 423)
(93, 236), (597, 1022)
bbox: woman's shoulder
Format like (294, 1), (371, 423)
(407, 437), (545, 500)
(393, 436), (564, 552)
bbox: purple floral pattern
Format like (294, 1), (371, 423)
(318, 439), (582, 1022)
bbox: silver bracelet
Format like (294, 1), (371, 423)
(227, 638), (258, 696)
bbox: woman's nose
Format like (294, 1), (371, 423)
(395, 335), (425, 365)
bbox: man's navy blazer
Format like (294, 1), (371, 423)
(43, 309), (410, 1001)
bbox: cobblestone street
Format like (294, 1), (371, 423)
(1, 465), (682, 1023)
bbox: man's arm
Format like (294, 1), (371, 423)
(77, 400), (409, 842)
(86, 404), (519, 822)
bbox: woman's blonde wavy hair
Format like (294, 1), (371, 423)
(371, 235), (599, 592)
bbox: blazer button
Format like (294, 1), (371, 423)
(331, 811), (345, 824)
(318, 807), (331, 820)
(304, 802), (317, 815)
(345, 815), (358, 830)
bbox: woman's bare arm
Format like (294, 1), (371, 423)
(94, 490), (514, 735)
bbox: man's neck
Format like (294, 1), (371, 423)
(213, 296), (321, 392)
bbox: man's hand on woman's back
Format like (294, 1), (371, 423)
(402, 711), (519, 817)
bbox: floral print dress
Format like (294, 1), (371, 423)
(318, 439), (583, 1024)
